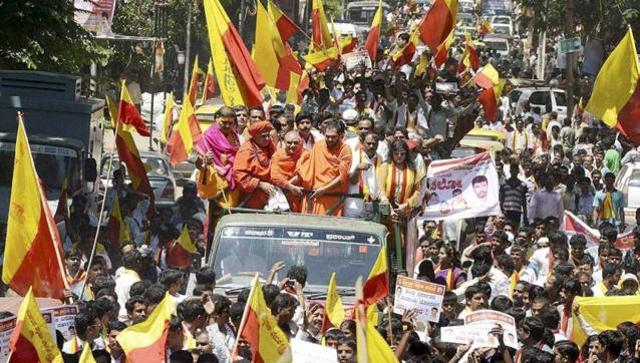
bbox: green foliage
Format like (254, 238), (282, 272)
(0, 0), (106, 73)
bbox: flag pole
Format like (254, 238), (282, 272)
(355, 276), (368, 363)
(79, 103), (121, 299)
(230, 273), (260, 360)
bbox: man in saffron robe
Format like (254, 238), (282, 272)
(271, 131), (310, 212)
(232, 120), (278, 209)
(299, 120), (352, 216)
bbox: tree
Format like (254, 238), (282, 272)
(0, 0), (106, 73)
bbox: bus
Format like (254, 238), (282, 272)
(345, 1), (390, 27)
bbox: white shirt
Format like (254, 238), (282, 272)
(488, 267), (510, 300)
(345, 138), (381, 218)
(115, 270), (141, 321)
(528, 247), (551, 286)
(207, 323), (236, 363)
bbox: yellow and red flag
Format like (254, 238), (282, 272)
(477, 79), (505, 122)
(2, 116), (67, 300)
(107, 95), (157, 212)
(364, 0), (384, 62)
(254, 0), (303, 92)
(161, 92), (175, 144)
(478, 18), (493, 37)
(322, 272), (345, 332)
(585, 28), (640, 143)
(362, 244), (389, 306)
(418, 0), (458, 53)
(166, 226), (197, 268)
(166, 96), (200, 166)
(268, 0), (298, 41)
(434, 31), (455, 68)
(107, 197), (130, 246)
(305, 0), (339, 70)
(391, 30), (419, 69)
(203, 0), (265, 107)
(188, 55), (204, 106)
(201, 60), (216, 103)
(117, 81), (150, 136)
(458, 35), (480, 73)
(116, 293), (176, 362)
(237, 276), (291, 362)
(473, 63), (500, 89)
(8, 287), (63, 362)
(355, 294), (398, 363)
(339, 35), (357, 54)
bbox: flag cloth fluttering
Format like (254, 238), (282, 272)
(203, 0), (265, 107)
(8, 287), (63, 362)
(585, 28), (640, 143)
(2, 115), (66, 300)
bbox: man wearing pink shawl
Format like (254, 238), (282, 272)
(195, 106), (241, 211)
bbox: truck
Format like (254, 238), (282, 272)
(208, 212), (390, 303)
(0, 71), (104, 236)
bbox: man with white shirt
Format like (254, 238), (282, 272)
(115, 250), (142, 322)
(593, 263), (622, 296)
(528, 232), (569, 286)
(345, 128), (382, 218)
(62, 309), (105, 354)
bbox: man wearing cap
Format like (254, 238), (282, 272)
(271, 131), (310, 212)
(232, 120), (278, 209)
(341, 109), (359, 139)
(299, 119), (352, 216)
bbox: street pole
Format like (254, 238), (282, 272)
(183, 0), (192, 98)
(565, 0), (575, 122)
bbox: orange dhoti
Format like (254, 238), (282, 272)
(270, 147), (309, 212)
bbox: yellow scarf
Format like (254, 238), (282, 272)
(602, 192), (615, 219)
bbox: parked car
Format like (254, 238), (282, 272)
(511, 87), (568, 120)
(99, 151), (177, 206)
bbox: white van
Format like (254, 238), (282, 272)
(483, 36), (510, 57)
(511, 87), (568, 120)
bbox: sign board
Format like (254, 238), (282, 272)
(419, 152), (501, 221)
(42, 305), (79, 342)
(342, 51), (372, 71)
(559, 37), (582, 53)
(291, 339), (338, 363)
(74, 0), (117, 34)
(392, 275), (446, 323)
(440, 310), (518, 349)
(0, 316), (16, 362)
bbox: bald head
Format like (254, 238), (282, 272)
(284, 131), (301, 155)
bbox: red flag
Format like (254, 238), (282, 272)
(268, 0), (298, 41)
(418, 0), (458, 52)
(117, 81), (150, 136)
(365, 1), (384, 62)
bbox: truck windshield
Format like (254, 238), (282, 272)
(0, 142), (80, 201)
(211, 225), (382, 292)
(347, 7), (378, 25)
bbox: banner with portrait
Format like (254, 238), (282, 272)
(420, 152), (500, 221)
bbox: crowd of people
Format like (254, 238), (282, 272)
(3, 1), (639, 362)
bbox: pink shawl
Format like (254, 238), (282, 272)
(196, 124), (240, 189)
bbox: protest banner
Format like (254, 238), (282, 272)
(392, 275), (446, 323)
(42, 305), (79, 341)
(419, 152), (500, 221)
(563, 211), (634, 250)
(0, 315), (16, 362)
(291, 339), (338, 363)
(342, 51), (372, 71)
(440, 310), (518, 349)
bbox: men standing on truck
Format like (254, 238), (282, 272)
(232, 121), (278, 209)
(299, 120), (352, 216)
(270, 131), (309, 212)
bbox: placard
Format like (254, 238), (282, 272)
(342, 51), (372, 71)
(440, 310), (518, 349)
(0, 316), (16, 362)
(419, 152), (501, 221)
(291, 339), (338, 363)
(392, 275), (446, 323)
(42, 305), (79, 342)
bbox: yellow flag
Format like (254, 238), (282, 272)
(356, 298), (398, 363)
(8, 287), (63, 362)
(585, 28), (640, 127)
(177, 95), (195, 155)
(572, 295), (640, 346)
(324, 272), (345, 329)
(161, 92), (174, 143)
(253, 0), (281, 88)
(177, 226), (196, 254)
(79, 342), (96, 363)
